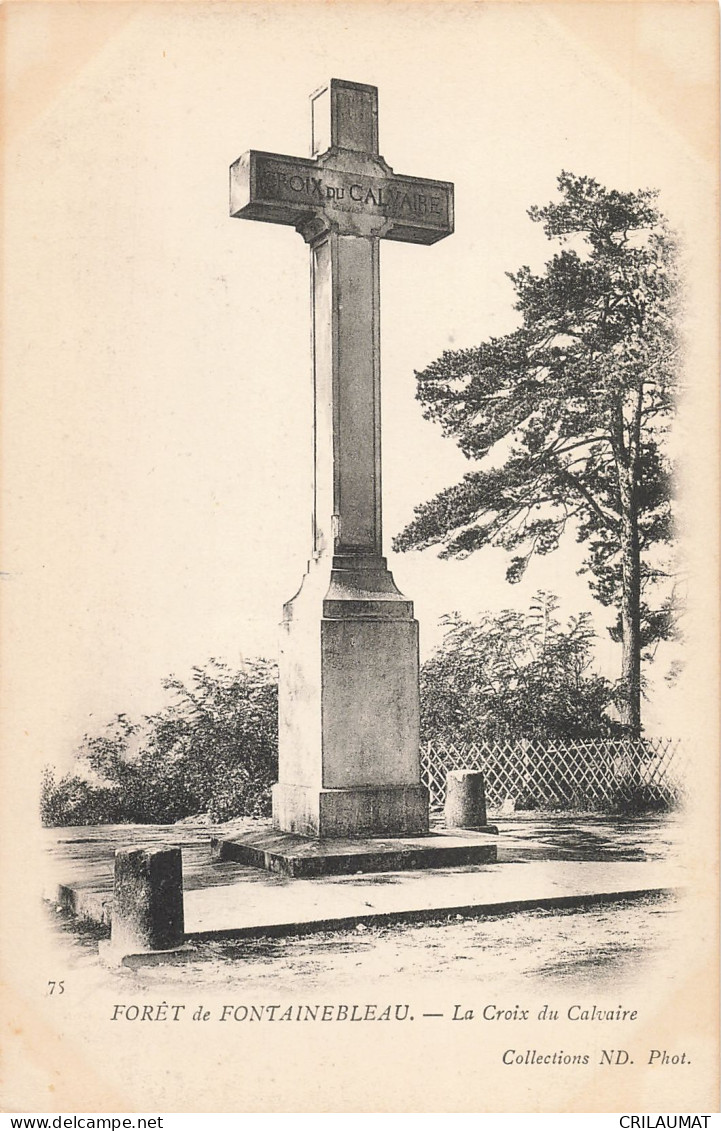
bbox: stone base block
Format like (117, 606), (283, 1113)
(212, 827), (498, 878)
(272, 783), (429, 838)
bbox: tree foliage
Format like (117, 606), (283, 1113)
(420, 592), (620, 744)
(40, 659), (278, 826)
(394, 173), (681, 733)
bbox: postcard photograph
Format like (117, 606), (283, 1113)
(1, 0), (719, 1115)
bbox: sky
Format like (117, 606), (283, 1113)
(2, 1), (718, 770)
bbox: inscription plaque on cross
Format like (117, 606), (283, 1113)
(231, 80), (454, 838)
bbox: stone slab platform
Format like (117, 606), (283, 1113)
(43, 816), (685, 942)
(211, 827), (498, 877)
(185, 861), (682, 939)
(48, 859), (684, 942)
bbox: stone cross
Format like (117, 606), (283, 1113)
(231, 80), (454, 838)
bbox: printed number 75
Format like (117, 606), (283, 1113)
(47, 981), (65, 995)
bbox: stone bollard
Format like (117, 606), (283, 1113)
(100, 845), (185, 964)
(444, 770), (498, 833)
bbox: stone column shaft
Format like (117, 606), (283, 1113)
(311, 230), (382, 558)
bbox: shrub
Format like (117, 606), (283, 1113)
(41, 658), (278, 826)
(40, 767), (123, 826)
(420, 593), (622, 744)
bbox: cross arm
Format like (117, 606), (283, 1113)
(230, 149), (454, 245)
(230, 150), (319, 229)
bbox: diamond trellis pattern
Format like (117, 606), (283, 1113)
(420, 737), (685, 811)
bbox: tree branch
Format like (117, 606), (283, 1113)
(556, 466), (621, 532)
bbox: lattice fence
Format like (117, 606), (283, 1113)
(420, 736), (685, 811)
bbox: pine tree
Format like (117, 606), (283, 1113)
(394, 174), (680, 734)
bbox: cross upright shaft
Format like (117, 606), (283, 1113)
(231, 80), (454, 838)
(231, 79), (453, 568)
(311, 165), (383, 560)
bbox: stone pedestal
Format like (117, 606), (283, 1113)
(275, 553), (428, 837)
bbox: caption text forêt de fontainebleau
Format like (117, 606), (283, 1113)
(108, 1000), (691, 1069)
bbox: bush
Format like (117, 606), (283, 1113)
(421, 593), (623, 744)
(41, 659), (278, 827)
(611, 786), (676, 816)
(40, 768), (123, 826)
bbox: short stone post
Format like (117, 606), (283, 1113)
(101, 845), (185, 963)
(444, 771), (498, 833)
